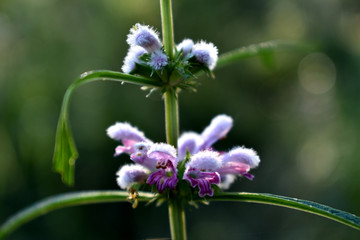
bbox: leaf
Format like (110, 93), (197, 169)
(206, 192), (360, 231)
(53, 70), (162, 185)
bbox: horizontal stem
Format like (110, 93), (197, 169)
(216, 40), (315, 69)
(203, 192), (360, 231)
(76, 70), (163, 88)
(0, 191), (156, 239)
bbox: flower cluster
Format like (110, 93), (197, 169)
(107, 115), (260, 198)
(121, 23), (218, 77)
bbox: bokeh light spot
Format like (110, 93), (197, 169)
(298, 53), (336, 95)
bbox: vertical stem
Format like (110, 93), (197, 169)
(168, 197), (187, 240)
(160, 0), (175, 59)
(160, 1), (186, 239)
(164, 89), (186, 240)
(164, 88), (179, 147)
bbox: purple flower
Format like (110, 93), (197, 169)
(121, 46), (147, 73)
(133, 143), (178, 193)
(127, 23), (162, 53)
(183, 151), (221, 197)
(107, 122), (152, 156)
(116, 164), (150, 189)
(192, 41), (218, 70)
(179, 115), (260, 195)
(109, 115), (260, 197)
(108, 121), (179, 193)
(147, 160), (178, 193)
(149, 50), (168, 70)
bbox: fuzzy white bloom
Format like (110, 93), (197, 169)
(186, 150), (222, 172)
(201, 114), (233, 149)
(127, 23), (162, 53)
(149, 50), (168, 70)
(116, 164), (150, 189)
(106, 122), (148, 142)
(121, 46), (147, 73)
(192, 40), (218, 70)
(222, 147), (260, 168)
(177, 39), (194, 56)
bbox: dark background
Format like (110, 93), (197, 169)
(1, 0), (359, 239)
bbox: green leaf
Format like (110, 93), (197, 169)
(206, 192), (360, 231)
(53, 70), (162, 185)
(216, 40), (317, 69)
(0, 191), (156, 239)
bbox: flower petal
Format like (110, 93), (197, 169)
(177, 39), (194, 57)
(186, 150), (222, 172)
(183, 170), (220, 197)
(107, 122), (151, 155)
(147, 161), (178, 193)
(148, 143), (177, 163)
(116, 164), (150, 189)
(200, 115), (233, 150)
(121, 46), (147, 73)
(127, 23), (162, 53)
(192, 41), (218, 70)
(149, 50), (168, 70)
(222, 147), (260, 168)
(177, 132), (203, 160)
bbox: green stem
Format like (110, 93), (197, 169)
(168, 197), (187, 240)
(164, 88), (179, 147)
(216, 40), (315, 69)
(160, 0), (175, 59)
(0, 191), (155, 239)
(160, 2), (186, 238)
(164, 89), (185, 240)
(201, 192), (360, 231)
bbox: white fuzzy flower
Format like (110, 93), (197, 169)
(116, 164), (150, 189)
(192, 40), (218, 70)
(127, 23), (162, 53)
(177, 39), (194, 57)
(121, 46), (147, 73)
(186, 150), (222, 172)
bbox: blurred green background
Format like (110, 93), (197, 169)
(1, 0), (360, 239)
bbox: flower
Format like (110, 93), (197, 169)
(149, 50), (168, 70)
(183, 147), (260, 197)
(179, 114), (260, 196)
(106, 122), (152, 156)
(121, 46), (147, 73)
(108, 114), (260, 197)
(133, 143), (178, 192)
(127, 23), (162, 53)
(108, 122), (178, 193)
(116, 164), (150, 189)
(183, 151), (221, 197)
(192, 41), (218, 70)
(177, 39), (194, 57)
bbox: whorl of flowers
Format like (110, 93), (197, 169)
(121, 23), (218, 85)
(108, 115), (260, 198)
